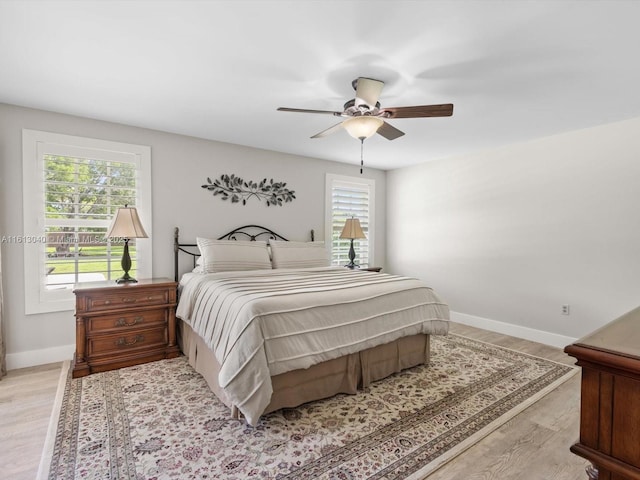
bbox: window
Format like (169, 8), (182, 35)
(325, 174), (375, 267)
(22, 130), (152, 314)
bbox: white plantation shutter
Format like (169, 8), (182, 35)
(325, 174), (375, 267)
(22, 130), (152, 314)
(43, 155), (138, 289)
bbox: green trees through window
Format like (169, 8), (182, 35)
(44, 155), (137, 288)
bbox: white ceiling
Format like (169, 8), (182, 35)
(2, 1), (640, 170)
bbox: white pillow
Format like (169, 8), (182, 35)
(192, 256), (204, 273)
(269, 240), (329, 269)
(196, 238), (272, 273)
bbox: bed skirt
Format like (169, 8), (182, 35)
(178, 320), (431, 419)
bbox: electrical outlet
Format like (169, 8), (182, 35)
(561, 304), (570, 315)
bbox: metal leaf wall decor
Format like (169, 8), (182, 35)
(201, 174), (296, 206)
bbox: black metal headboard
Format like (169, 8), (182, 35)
(173, 225), (315, 281)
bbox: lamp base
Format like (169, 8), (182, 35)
(115, 274), (138, 284)
(344, 238), (359, 269)
(115, 238), (137, 284)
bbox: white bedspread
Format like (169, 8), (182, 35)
(176, 267), (449, 426)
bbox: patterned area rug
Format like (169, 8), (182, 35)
(40, 334), (576, 479)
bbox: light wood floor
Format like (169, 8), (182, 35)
(428, 323), (590, 480)
(0, 361), (62, 480)
(0, 322), (590, 480)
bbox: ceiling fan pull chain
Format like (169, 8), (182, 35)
(360, 138), (364, 174)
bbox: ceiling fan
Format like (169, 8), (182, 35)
(277, 77), (453, 141)
(277, 77), (453, 172)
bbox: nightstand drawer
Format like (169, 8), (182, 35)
(87, 309), (167, 334)
(88, 326), (168, 357)
(83, 289), (170, 312)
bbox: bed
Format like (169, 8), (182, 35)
(174, 225), (450, 426)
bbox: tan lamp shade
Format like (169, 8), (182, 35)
(339, 217), (366, 240)
(106, 206), (148, 239)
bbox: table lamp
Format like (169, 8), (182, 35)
(106, 206), (148, 283)
(339, 217), (366, 269)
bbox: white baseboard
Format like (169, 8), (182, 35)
(451, 311), (577, 349)
(6, 343), (74, 370)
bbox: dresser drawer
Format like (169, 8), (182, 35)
(81, 288), (171, 312)
(88, 326), (168, 357)
(87, 309), (166, 334)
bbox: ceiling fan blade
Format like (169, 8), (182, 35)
(355, 77), (384, 108)
(381, 103), (454, 119)
(310, 121), (344, 139)
(376, 121), (405, 141)
(278, 107), (343, 116)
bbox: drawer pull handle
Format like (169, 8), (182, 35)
(115, 316), (142, 327)
(122, 297), (137, 304)
(116, 335), (144, 347)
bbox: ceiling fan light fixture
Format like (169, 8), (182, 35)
(343, 116), (384, 140)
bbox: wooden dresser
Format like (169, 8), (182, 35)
(72, 278), (180, 378)
(565, 307), (640, 480)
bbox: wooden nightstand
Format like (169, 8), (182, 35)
(72, 278), (180, 378)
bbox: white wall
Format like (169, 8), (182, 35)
(0, 103), (386, 369)
(387, 117), (640, 347)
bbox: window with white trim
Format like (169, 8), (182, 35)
(22, 130), (152, 314)
(325, 174), (375, 267)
